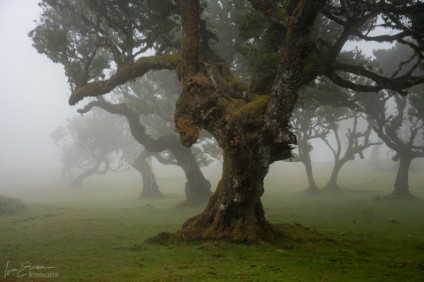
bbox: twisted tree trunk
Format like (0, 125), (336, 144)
(78, 100), (212, 204)
(169, 144), (211, 205)
(174, 0), (325, 243)
(69, 160), (107, 187)
(132, 151), (162, 198)
(179, 148), (279, 243)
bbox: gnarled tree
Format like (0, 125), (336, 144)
(31, 0), (424, 243)
(291, 88), (329, 193)
(355, 43), (424, 197)
(52, 107), (139, 188)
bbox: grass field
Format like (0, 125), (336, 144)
(0, 160), (423, 281)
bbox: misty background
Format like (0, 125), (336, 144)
(0, 1), (406, 197)
(0, 1), (74, 175)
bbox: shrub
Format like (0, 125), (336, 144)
(0, 195), (25, 215)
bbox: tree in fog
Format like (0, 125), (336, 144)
(293, 83), (379, 192)
(31, 0), (424, 243)
(131, 150), (162, 198)
(52, 108), (139, 187)
(356, 92), (424, 197)
(291, 89), (328, 193)
(53, 109), (165, 197)
(320, 105), (377, 189)
(77, 70), (220, 204)
(354, 44), (424, 197)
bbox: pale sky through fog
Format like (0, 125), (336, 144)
(0, 1), (75, 173)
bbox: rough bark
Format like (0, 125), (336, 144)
(263, 0), (327, 144)
(178, 149), (280, 243)
(173, 0), (325, 243)
(132, 151), (162, 198)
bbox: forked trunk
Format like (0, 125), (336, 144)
(179, 149), (280, 243)
(132, 153), (162, 198)
(393, 154), (413, 196)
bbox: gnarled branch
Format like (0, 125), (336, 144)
(69, 54), (180, 105)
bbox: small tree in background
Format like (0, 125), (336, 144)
(51, 108), (141, 188)
(354, 44), (424, 198)
(77, 70), (221, 204)
(320, 106), (378, 190)
(356, 91), (424, 197)
(291, 88), (328, 193)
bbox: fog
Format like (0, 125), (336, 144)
(0, 1), (421, 201)
(0, 1), (75, 176)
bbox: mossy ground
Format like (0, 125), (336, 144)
(0, 160), (423, 281)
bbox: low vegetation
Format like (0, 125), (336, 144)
(0, 195), (25, 215)
(0, 161), (423, 281)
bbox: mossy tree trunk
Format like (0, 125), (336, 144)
(174, 0), (325, 242)
(179, 147), (279, 243)
(132, 151), (162, 198)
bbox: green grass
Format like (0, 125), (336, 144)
(0, 161), (423, 281)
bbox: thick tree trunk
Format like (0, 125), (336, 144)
(325, 161), (342, 190)
(178, 150), (280, 243)
(132, 152), (162, 198)
(392, 154), (413, 196)
(173, 0), (325, 243)
(301, 156), (319, 193)
(169, 144), (212, 205)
